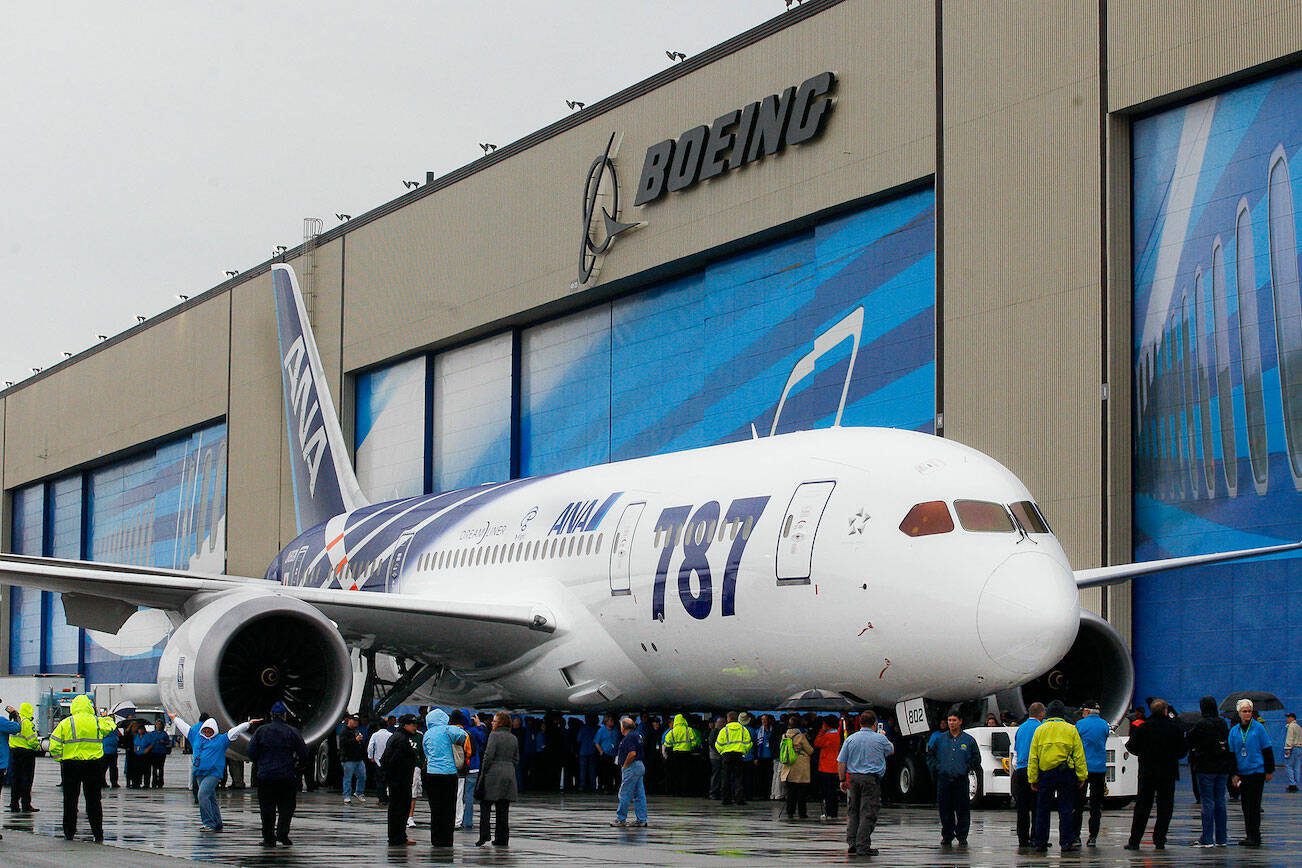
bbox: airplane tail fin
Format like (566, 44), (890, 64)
(272, 264), (368, 533)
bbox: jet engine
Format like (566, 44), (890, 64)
(1002, 610), (1135, 726)
(158, 589), (352, 746)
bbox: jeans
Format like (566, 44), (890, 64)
(1195, 773), (1228, 845)
(102, 754), (119, 788)
(197, 774), (222, 830)
(845, 773), (882, 852)
(1286, 748), (1301, 788)
(1074, 770), (1106, 840)
(616, 760), (647, 823)
(342, 760), (367, 799)
(1033, 765), (1078, 848)
(461, 772), (478, 828)
(578, 754), (597, 792)
(936, 774), (971, 843)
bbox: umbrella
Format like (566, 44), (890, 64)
(1218, 691), (1284, 714)
(109, 700), (137, 719)
(1175, 710), (1204, 732)
(778, 689), (855, 710)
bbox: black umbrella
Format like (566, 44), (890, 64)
(1175, 710), (1205, 732)
(1218, 691), (1284, 714)
(778, 689), (854, 710)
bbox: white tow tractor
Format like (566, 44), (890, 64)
(966, 726), (1138, 807)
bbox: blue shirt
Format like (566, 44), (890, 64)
(1014, 717), (1041, 770)
(421, 709), (467, 775)
(616, 731), (643, 767)
(594, 724), (619, 756)
(0, 717), (20, 768)
(578, 723), (598, 757)
(1228, 720), (1272, 775)
(837, 727), (894, 775)
(926, 729), (981, 780)
(1075, 714), (1110, 773)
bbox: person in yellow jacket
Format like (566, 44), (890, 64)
(1026, 700), (1088, 852)
(48, 694), (117, 842)
(7, 701), (40, 813)
(715, 711), (753, 806)
(661, 714), (702, 796)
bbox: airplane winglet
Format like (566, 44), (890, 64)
(1073, 539), (1302, 589)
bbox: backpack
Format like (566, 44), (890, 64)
(779, 735), (797, 765)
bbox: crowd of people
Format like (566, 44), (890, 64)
(0, 693), (1298, 856)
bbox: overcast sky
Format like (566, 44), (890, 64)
(0, 1), (781, 387)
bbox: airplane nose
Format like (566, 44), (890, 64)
(976, 551), (1079, 677)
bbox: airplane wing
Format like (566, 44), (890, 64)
(1073, 540), (1302, 589)
(0, 553), (557, 668)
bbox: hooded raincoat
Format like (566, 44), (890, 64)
(174, 716), (253, 779)
(422, 708), (467, 776)
(9, 702), (39, 750)
(49, 695), (115, 761)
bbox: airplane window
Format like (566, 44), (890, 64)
(898, 501), (955, 537)
(1010, 501), (1052, 534)
(550, 538), (559, 559)
(955, 500), (1015, 533)
(729, 521), (738, 541)
(782, 515), (793, 538)
(742, 517), (753, 540)
(717, 522), (726, 542)
(596, 533), (603, 553)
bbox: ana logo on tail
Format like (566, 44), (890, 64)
(282, 335), (328, 497)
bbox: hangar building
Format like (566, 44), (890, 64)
(1, 1), (1299, 728)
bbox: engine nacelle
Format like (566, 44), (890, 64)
(1001, 610), (1135, 726)
(158, 589), (352, 746)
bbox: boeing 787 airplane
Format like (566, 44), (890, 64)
(1, 265), (1294, 755)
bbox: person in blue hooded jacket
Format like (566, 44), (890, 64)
(460, 712), (489, 832)
(171, 712), (257, 832)
(0, 703), (22, 839)
(1074, 701), (1112, 846)
(422, 708), (467, 847)
(100, 723), (120, 789)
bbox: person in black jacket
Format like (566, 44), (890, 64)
(381, 715), (422, 847)
(246, 702), (309, 847)
(1123, 698), (1187, 850)
(1186, 695), (1234, 847)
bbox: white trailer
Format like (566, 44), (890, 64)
(0, 674), (87, 748)
(967, 725), (1138, 806)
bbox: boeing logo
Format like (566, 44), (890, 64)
(575, 132), (644, 288)
(282, 335), (328, 497)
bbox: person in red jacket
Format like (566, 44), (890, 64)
(813, 718), (842, 821)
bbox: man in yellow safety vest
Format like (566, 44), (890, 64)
(715, 711), (753, 806)
(48, 694), (117, 842)
(7, 700), (40, 813)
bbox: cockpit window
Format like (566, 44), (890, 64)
(899, 501), (955, 537)
(955, 500), (1015, 533)
(1010, 501), (1052, 534)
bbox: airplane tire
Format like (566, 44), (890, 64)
(893, 755), (930, 803)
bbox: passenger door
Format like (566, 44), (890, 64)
(775, 481), (835, 585)
(608, 502), (645, 596)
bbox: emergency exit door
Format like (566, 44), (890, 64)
(608, 502), (645, 596)
(385, 530), (416, 593)
(776, 480), (836, 585)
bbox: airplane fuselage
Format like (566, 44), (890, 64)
(266, 427), (1080, 710)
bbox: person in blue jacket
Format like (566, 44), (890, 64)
(1228, 698), (1275, 847)
(421, 708), (467, 847)
(594, 715), (619, 794)
(100, 723), (120, 789)
(925, 709), (982, 848)
(0, 703), (22, 839)
(1011, 702), (1045, 850)
(171, 712), (256, 832)
(1074, 701), (1111, 846)
(460, 712), (489, 832)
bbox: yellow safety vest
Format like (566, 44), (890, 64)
(49, 697), (115, 761)
(9, 704), (39, 750)
(715, 721), (753, 755)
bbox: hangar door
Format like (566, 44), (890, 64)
(776, 481), (835, 585)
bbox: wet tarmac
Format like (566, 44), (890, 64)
(3, 756), (1301, 865)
